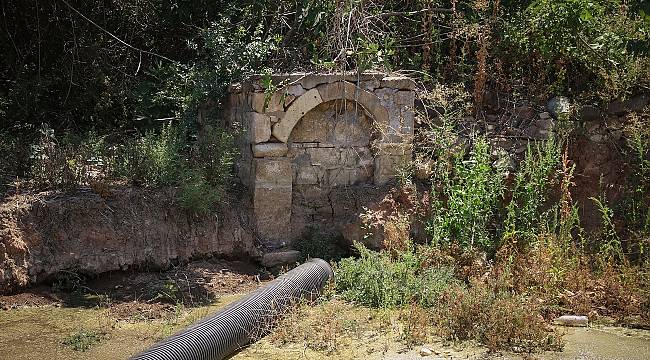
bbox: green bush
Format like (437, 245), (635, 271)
(134, 16), (279, 123)
(504, 137), (562, 242)
(29, 126), (89, 190)
(426, 138), (505, 252)
(178, 170), (221, 214)
(112, 123), (185, 187)
(504, 0), (650, 98)
(335, 242), (459, 309)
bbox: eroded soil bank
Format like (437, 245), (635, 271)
(0, 187), (258, 294)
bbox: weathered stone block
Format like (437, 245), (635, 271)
(254, 184), (292, 243)
(249, 92), (284, 113)
(376, 143), (413, 156)
(380, 76), (416, 90)
(286, 84), (306, 97)
(396, 90), (415, 106)
(360, 79), (380, 91)
(289, 110), (328, 142)
(307, 148), (340, 167)
(246, 112), (271, 144)
(295, 166), (321, 185)
(374, 155), (407, 185)
(331, 113), (373, 146)
(318, 81), (358, 103)
(253, 158), (292, 186)
(252, 143), (288, 158)
(401, 109), (415, 135)
(302, 74), (343, 89)
(376, 88), (397, 104)
(327, 168), (350, 186)
(340, 147), (372, 167)
(349, 167), (373, 184)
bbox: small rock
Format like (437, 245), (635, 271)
(512, 105), (535, 121)
(252, 143), (289, 158)
(260, 250), (301, 267)
(537, 118), (555, 131)
(580, 105), (604, 122)
(515, 145), (528, 154)
(607, 99), (627, 115)
(547, 96), (571, 119)
(420, 346), (434, 356)
(589, 134), (605, 143)
(539, 112), (552, 120)
(627, 94), (650, 113)
(554, 315), (589, 327)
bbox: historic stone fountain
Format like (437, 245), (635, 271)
(228, 72), (415, 256)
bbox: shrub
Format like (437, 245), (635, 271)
(29, 126), (89, 190)
(189, 124), (239, 197)
(178, 170), (221, 214)
(335, 242), (458, 309)
(433, 282), (563, 353)
(504, 0), (650, 99)
(426, 137), (505, 252)
(504, 137), (562, 243)
(112, 123), (185, 187)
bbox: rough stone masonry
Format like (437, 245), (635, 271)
(228, 72), (416, 250)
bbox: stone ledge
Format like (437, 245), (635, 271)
(380, 76), (416, 90)
(260, 250), (301, 267)
(252, 143), (288, 158)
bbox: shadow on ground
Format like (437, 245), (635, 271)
(1, 258), (271, 320)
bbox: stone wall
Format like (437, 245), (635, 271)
(228, 72), (415, 249)
(416, 93), (650, 233)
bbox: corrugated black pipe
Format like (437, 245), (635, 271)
(130, 258), (334, 360)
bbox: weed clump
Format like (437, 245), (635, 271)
(21, 121), (238, 214)
(62, 329), (101, 352)
(336, 242), (459, 309)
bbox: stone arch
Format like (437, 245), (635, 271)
(272, 81), (390, 143)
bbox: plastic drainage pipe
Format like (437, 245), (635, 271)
(130, 258), (334, 360)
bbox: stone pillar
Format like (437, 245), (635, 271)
(251, 158), (292, 246)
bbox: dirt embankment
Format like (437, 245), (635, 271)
(0, 186), (259, 294)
